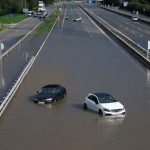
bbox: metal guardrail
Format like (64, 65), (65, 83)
(78, 3), (150, 67)
(0, 56), (35, 117)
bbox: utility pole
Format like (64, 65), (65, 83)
(24, 0), (27, 8)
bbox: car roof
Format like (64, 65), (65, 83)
(89, 92), (111, 97)
(42, 84), (63, 88)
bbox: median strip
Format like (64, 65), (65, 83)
(33, 8), (61, 35)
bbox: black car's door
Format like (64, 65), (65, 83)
(55, 88), (63, 100)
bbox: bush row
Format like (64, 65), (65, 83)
(127, 2), (150, 16)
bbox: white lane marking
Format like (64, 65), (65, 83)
(61, 4), (67, 31)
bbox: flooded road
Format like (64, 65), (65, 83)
(0, 2), (150, 150)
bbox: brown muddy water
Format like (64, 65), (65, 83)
(0, 2), (150, 150)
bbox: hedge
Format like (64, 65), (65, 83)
(127, 2), (150, 16)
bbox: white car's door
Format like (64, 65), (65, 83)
(87, 95), (99, 112)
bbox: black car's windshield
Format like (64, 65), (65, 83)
(98, 94), (117, 103)
(40, 87), (56, 94)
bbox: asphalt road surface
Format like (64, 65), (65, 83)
(84, 3), (150, 50)
(0, 2), (150, 150)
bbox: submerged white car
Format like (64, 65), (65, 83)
(73, 16), (82, 22)
(84, 92), (126, 115)
(131, 15), (138, 21)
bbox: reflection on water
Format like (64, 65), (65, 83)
(46, 104), (52, 109)
(37, 103), (53, 110)
(95, 115), (126, 141)
(96, 114), (125, 126)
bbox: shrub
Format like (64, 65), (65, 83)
(127, 2), (150, 16)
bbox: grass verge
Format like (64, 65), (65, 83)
(0, 14), (27, 24)
(33, 9), (61, 35)
(0, 24), (7, 31)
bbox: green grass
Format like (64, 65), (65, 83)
(0, 14), (27, 24)
(0, 24), (7, 31)
(33, 9), (61, 35)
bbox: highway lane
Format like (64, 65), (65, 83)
(0, 2), (150, 150)
(84, 3), (150, 50)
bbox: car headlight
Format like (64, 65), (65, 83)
(46, 98), (52, 102)
(103, 108), (110, 112)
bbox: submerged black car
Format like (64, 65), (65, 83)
(34, 84), (66, 104)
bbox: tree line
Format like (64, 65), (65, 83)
(104, 0), (150, 16)
(0, 0), (55, 16)
(104, 0), (150, 6)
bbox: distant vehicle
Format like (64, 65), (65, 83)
(84, 92), (126, 115)
(131, 15), (138, 21)
(27, 11), (34, 17)
(34, 84), (66, 104)
(65, 16), (69, 20)
(73, 16), (82, 22)
(38, 10), (47, 19)
(38, 1), (45, 12)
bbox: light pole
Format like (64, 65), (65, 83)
(0, 41), (4, 89)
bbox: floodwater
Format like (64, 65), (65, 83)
(0, 2), (150, 150)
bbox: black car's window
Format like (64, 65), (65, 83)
(56, 88), (62, 94)
(98, 94), (117, 103)
(41, 87), (56, 94)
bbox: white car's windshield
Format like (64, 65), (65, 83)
(98, 94), (117, 103)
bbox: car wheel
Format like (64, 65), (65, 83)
(98, 109), (103, 115)
(44, 101), (48, 104)
(53, 99), (57, 103)
(34, 100), (38, 103)
(84, 103), (88, 110)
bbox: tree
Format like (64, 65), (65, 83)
(0, 0), (55, 16)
